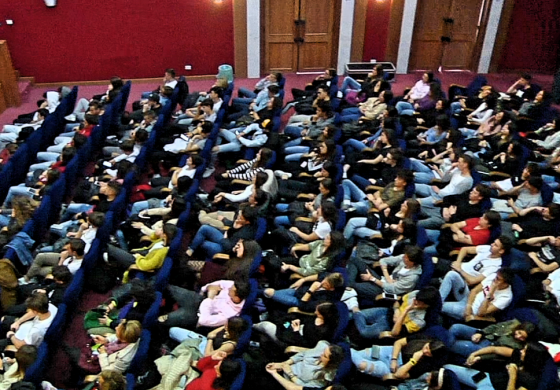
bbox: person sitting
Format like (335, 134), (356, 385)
(346, 245), (424, 305)
(158, 279), (250, 329)
(0, 344), (37, 390)
(254, 302), (340, 351)
(511, 203), (560, 240)
(351, 337), (447, 379)
(263, 232), (345, 289)
(442, 267), (514, 322)
(170, 316), (250, 357)
(186, 352), (242, 390)
(438, 237), (512, 312)
(445, 342), (550, 390)
(265, 272), (345, 313)
(448, 319), (534, 359)
(266, 341), (345, 389)
(19, 238), (86, 284)
(352, 286), (440, 341)
(0, 292), (57, 351)
(186, 206), (259, 259)
(71, 320), (142, 376)
(414, 154), (474, 207)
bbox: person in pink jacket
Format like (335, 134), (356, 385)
(157, 279), (250, 329)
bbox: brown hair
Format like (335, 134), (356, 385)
(117, 320), (142, 343)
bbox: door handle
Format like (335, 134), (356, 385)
(294, 37), (304, 44)
(440, 36), (451, 43)
(443, 17), (454, 24)
(294, 19), (306, 26)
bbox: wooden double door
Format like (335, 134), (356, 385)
(409, 0), (487, 71)
(264, 0), (338, 73)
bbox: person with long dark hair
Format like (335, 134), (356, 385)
(186, 352), (242, 390)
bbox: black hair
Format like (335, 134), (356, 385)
(148, 93), (160, 103)
(497, 267), (515, 286)
(396, 169), (414, 185)
(484, 210), (501, 228)
(210, 86), (224, 99)
(240, 205), (258, 225)
(320, 201), (338, 227)
(233, 279), (250, 301)
(25, 292), (49, 313)
(110, 76), (124, 90)
(61, 147), (76, 164)
(69, 238), (86, 256)
(497, 235), (513, 255)
(37, 108), (50, 118)
(213, 358), (241, 390)
(200, 121), (214, 134)
(416, 286), (440, 307)
(405, 246), (424, 265)
(165, 68), (176, 78)
(435, 115), (450, 132)
(72, 133), (88, 149)
(52, 265), (73, 284)
(267, 85), (280, 95)
(163, 223), (178, 243)
(199, 98), (213, 108)
(88, 211), (106, 227)
(474, 184), (492, 199)
(84, 113), (99, 125)
(547, 203), (560, 219)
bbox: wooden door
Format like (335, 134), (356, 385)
(264, 0), (336, 73)
(408, 0), (452, 71)
(441, 0), (485, 69)
(409, 0), (485, 71)
(264, 0), (299, 72)
(297, 0), (335, 72)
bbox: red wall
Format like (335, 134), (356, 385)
(362, 0), (392, 62)
(499, 0), (560, 73)
(0, 0), (234, 83)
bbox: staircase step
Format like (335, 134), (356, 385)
(18, 81), (32, 104)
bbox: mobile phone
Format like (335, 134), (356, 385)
(472, 372), (487, 383)
(27, 188), (36, 194)
(382, 293), (398, 300)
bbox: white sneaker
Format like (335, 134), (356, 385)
(18, 277), (29, 285)
(64, 114), (76, 122)
(274, 170), (286, 178)
(203, 166), (215, 178)
(103, 252), (109, 263)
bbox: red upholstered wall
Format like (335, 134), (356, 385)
(362, 0), (391, 62)
(499, 0), (560, 73)
(0, 0), (234, 83)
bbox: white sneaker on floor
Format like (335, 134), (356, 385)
(64, 114), (76, 122)
(203, 167), (215, 178)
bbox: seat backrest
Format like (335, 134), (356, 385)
(142, 291), (163, 330)
(332, 302), (349, 342)
(241, 279), (258, 316)
(416, 253), (435, 290)
(232, 315), (253, 358)
(229, 359), (246, 390)
(127, 329), (152, 376)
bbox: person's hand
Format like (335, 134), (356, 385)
(471, 333), (482, 343)
(222, 172), (229, 179)
(361, 269), (374, 282)
(211, 351), (228, 361)
(213, 195), (223, 204)
(92, 335), (107, 345)
(6, 331), (15, 339)
(106, 302), (116, 314)
(291, 319), (301, 332)
(10, 322), (20, 332)
(390, 359), (398, 373)
(466, 354), (480, 366)
(309, 281), (321, 293)
(431, 185), (440, 193)
(265, 365), (279, 375)
(98, 315), (110, 325)
(207, 285), (222, 299)
(98, 345), (107, 354)
(289, 227), (300, 234)
(450, 261), (461, 272)
(280, 262), (291, 273)
(131, 222), (145, 229)
(290, 278), (305, 289)
(507, 363), (518, 376)
(305, 201), (313, 211)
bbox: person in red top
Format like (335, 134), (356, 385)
(186, 351), (242, 390)
(435, 211), (501, 256)
(50, 147), (76, 174)
(47, 114), (99, 154)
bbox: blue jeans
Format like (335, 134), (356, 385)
(444, 365), (495, 390)
(190, 225), (225, 258)
(215, 129), (242, 153)
(238, 87), (257, 99)
(410, 158), (433, 174)
(353, 307), (390, 339)
(396, 101), (415, 116)
(271, 288), (299, 307)
(340, 77), (361, 95)
(274, 215), (291, 228)
(415, 183), (442, 206)
(284, 126), (303, 139)
(0, 214), (10, 228)
(450, 102), (463, 115)
(61, 203), (94, 222)
(169, 327), (208, 354)
(351, 346), (402, 378)
(284, 138), (303, 148)
(342, 180), (369, 215)
(340, 107), (361, 123)
(343, 139), (367, 156)
(439, 271), (469, 302)
(448, 324), (492, 357)
(50, 220), (80, 237)
(4, 184), (34, 207)
(232, 97), (254, 105)
(343, 217), (377, 241)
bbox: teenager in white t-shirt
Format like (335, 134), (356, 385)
(2, 293), (57, 351)
(439, 236), (513, 305)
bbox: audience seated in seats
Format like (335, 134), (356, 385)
(20, 238), (86, 284)
(0, 196), (38, 246)
(186, 352), (242, 390)
(158, 279), (250, 329)
(351, 337), (448, 380)
(0, 292), (57, 351)
(340, 64), (389, 98)
(346, 245), (424, 305)
(266, 341), (345, 389)
(0, 344), (37, 390)
(352, 286), (440, 340)
(170, 316), (249, 357)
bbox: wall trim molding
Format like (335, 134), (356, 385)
(337, 0), (355, 74)
(478, 0), (505, 73)
(396, 0), (418, 74)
